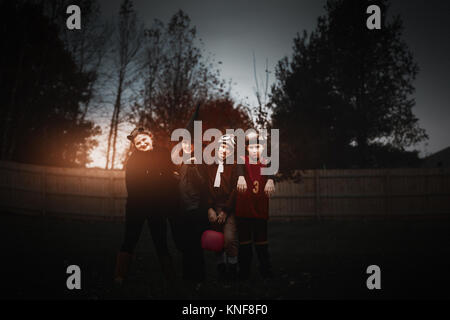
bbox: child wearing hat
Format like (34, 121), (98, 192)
(203, 134), (243, 282)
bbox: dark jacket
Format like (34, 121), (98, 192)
(178, 163), (207, 212)
(203, 162), (244, 214)
(125, 147), (178, 213)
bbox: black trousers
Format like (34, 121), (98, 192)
(236, 217), (268, 244)
(121, 203), (178, 258)
(236, 217), (272, 278)
(171, 208), (209, 281)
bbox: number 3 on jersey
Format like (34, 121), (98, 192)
(252, 180), (259, 194)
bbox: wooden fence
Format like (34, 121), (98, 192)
(1, 161), (449, 220)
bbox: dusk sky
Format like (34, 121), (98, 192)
(97, 0), (450, 158)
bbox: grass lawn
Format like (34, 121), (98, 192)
(1, 212), (449, 299)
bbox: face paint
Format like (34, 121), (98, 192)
(134, 134), (153, 152)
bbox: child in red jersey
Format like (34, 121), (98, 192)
(236, 131), (275, 280)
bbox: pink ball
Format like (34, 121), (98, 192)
(201, 230), (224, 252)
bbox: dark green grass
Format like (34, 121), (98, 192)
(1, 212), (449, 299)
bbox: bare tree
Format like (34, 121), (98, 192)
(135, 20), (166, 128)
(252, 51), (271, 129)
(58, 0), (114, 121)
(105, 0), (143, 169)
(128, 10), (226, 146)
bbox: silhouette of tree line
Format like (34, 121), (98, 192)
(271, 0), (427, 178)
(0, 1), (101, 167)
(0, 0), (427, 174)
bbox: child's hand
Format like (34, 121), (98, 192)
(264, 179), (275, 197)
(217, 210), (227, 224)
(237, 176), (247, 193)
(208, 208), (217, 223)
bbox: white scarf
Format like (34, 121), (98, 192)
(213, 161), (224, 188)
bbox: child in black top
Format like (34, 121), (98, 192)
(114, 127), (179, 285)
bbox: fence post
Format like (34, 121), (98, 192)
(109, 175), (115, 217)
(315, 170), (321, 219)
(425, 172), (429, 214)
(384, 170), (390, 216)
(41, 168), (46, 216)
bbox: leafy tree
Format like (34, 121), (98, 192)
(195, 98), (254, 133)
(271, 0), (427, 176)
(0, 1), (100, 167)
(42, 0), (114, 122)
